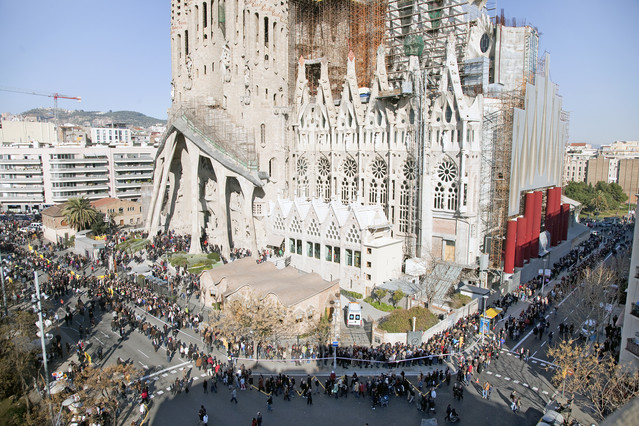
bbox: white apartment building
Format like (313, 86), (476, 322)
(563, 143), (598, 184)
(619, 216), (639, 370)
(0, 144), (156, 212)
(91, 127), (132, 145)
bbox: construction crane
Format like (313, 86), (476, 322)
(0, 86), (81, 142)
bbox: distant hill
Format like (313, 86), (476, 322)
(20, 108), (166, 128)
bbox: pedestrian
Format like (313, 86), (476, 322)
(251, 418), (257, 426)
(230, 388), (238, 404)
(203, 378), (208, 394)
(267, 395), (273, 411)
(256, 411), (263, 426)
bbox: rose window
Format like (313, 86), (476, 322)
(318, 157), (330, 177)
(437, 160), (457, 183)
(343, 158), (357, 178)
(403, 159), (416, 180)
(297, 157), (308, 176)
(371, 159), (387, 180)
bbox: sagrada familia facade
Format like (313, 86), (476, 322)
(146, 0), (567, 295)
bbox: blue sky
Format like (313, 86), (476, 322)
(0, 0), (637, 145)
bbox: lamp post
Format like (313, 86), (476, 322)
(34, 271), (54, 424)
(0, 247), (8, 317)
(482, 294), (489, 344)
(542, 254), (549, 295)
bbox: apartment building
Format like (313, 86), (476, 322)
(619, 215), (639, 370)
(90, 127), (132, 145)
(0, 144), (156, 212)
(563, 143), (597, 184)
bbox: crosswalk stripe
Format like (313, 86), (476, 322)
(495, 374), (502, 378)
(532, 387), (538, 391)
(157, 390), (164, 395)
(523, 383), (529, 387)
(486, 371), (493, 375)
(505, 377), (511, 381)
(513, 380), (519, 384)
(170, 370), (177, 374)
(542, 391), (549, 395)
(162, 373), (168, 377)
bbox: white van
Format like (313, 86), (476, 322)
(346, 302), (363, 327)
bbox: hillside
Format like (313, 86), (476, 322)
(20, 108), (166, 128)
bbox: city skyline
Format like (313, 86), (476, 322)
(0, 0), (637, 145)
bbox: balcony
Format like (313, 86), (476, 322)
(626, 338), (639, 358)
(49, 158), (108, 164)
(0, 177), (43, 184)
(631, 302), (639, 319)
(50, 176), (109, 183)
(114, 165), (154, 172)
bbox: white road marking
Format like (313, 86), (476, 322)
(540, 363), (546, 367)
(150, 395), (155, 399)
(532, 351), (538, 358)
(523, 383), (529, 388)
(179, 367), (185, 371)
(200, 373), (207, 377)
(134, 361), (192, 382)
(166, 387), (171, 391)
(137, 349), (150, 358)
(153, 377), (159, 381)
(138, 361), (149, 369)
(563, 317), (568, 322)
(170, 370), (177, 374)
(93, 336), (104, 345)
(532, 360), (538, 364)
(495, 374), (502, 378)
(156, 390), (164, 395)
(542, 391), (549, 395)
(532, 387), (539, 391)
(162, 373), (168, 377)
(513, 380), (519, 384)
(100, 331), (109, 338)
(505, 377), (511, 381)
(507, 352), (512, 356)
(541, 342), (547, 347)
(486, 371), (493, 375)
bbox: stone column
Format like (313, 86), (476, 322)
(215, 164), (231, 258)
(189, 142), (202, 254)
(239, 178), (257, 254)
(148, 132), (177, 236)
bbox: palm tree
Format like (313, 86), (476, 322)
(62, 197), (98, 231)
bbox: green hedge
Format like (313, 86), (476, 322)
(364, 297), (396, 312)
(341, 289), (363, 300)
(378, 306), (439, 333)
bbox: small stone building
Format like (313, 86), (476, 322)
(200, 258), (340, 333)
(91, 197), (143, 227)
(42, 204), (75, 243)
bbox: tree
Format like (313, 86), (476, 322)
(391, 290), (405, 307)
(564, 181), (595, 206)
(62, 197), (98, 231)
(588, 190), (609, 216)
(373, 288), (388, 303)
(548, 339), (639, 420)
(608, 182), (628, 204)
(54, 363), (139, 426)
(210, 291), (292, 360)
(308, 314), (332, 345)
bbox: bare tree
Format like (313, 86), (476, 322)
(210, 291), (293, 361)
(548, 339), (639, 420)
(561, 265), (618, 341)
(55, 363), (139, 426)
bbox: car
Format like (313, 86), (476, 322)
(536, 410), (565, 426)
(579, 318), (597, 340)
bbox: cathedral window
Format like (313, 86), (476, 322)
(296, 157), (309, 198)
(345, 224), (360, 244)
(325, 221), (339, 241)
(317, 157), (331, 202)
(291, 217), (302, 235)
(433, 159), (459, 211)
(273, 214), (284, 231)
(369, 158), (388, 208)
(308, 218), (320, 237)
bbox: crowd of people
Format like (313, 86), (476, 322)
(0, 213), (633, 424)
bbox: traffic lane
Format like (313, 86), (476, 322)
(141, 370), (543, 426)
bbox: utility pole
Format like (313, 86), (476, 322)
(34, 271), (54, 424)
(0, 248), (8, 316)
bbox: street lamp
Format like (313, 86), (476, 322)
(481, 294), (489, 344)
(542, 254), (549, 295)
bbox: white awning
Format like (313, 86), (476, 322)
(266, 235), (284, 247)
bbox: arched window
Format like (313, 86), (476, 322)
(433, 158), (458, 211)
(341, 157), (358, 204)
(260, 123), (266, 147)
(369, 158), (388, 208)
(399, 159), (416, 233)
(316, 157), (331, 202)
(296, 157), (309, 198)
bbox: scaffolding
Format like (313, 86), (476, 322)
(384, 0), (470, 88)
(288, 0), (386, 100)
(481, 89), (523, 269)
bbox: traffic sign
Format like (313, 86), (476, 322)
(332, 341), (339, 347)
